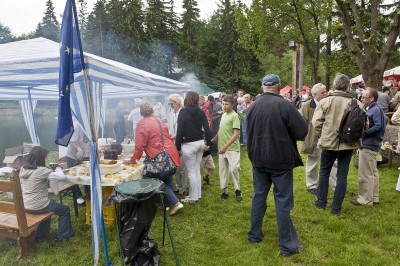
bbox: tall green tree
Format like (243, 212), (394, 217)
(35, 0), (60, 41)
(145, 0), (178, 74)
(84, 0), (108, 56)
(215, 0), (253, 92)
(178, 0), (201, 71)
(77, 0), (88, 38)
(106, 0), (148, 68)
(335, 0), (400, 87)
(0, 22), (15, 44)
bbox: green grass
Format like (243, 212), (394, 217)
(1, 147), (400, 265)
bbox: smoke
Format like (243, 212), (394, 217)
(180, 72), (207, 95)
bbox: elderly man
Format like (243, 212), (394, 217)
(351, 88), (387, 206)
(312, 74), (363, 215)
(300, 83), (327, 195)
(246, 74), (308, 256)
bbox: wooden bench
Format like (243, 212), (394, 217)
(0, 171), (53, 258)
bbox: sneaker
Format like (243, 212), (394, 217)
(235, 190), (242, 202)
(77, 197), (85, 205)
(169, 202), (183, 215)
(180, 197), (198, 204)
(220, 192), (229, 200)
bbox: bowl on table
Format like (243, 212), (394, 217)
(99, 160), (123, 175)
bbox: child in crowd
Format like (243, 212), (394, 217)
(212, 95), (242, 202)
(201, 142), (215, 185)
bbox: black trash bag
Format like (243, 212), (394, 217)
(120, 199), (159, 265)
(109, 179), (165, 265)
(130, 236), (161, 266)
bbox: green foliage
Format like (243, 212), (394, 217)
(0, 22), (15, 44)
(34, 0), (60, 42)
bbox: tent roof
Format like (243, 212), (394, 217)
(383, 66), (400, 80)
(280, 85), (292, 95)
(0, 38), (191, 100)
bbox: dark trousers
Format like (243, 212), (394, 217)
(316, 149), (353, 213)
(248, 167), (299, 254)
(26, 199), (73, 240)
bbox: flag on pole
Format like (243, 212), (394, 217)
(55, 0), (83, 146)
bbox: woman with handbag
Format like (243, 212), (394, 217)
(130, 102), (183, 215)
(175, 91), (212, 203)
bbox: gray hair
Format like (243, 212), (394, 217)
(333, 74), (350, 91)
(167, 94), (183, 107)
(311, 83), (326, 96)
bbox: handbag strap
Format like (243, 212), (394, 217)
(155, 117), (165, 149)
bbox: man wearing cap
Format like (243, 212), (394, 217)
(246, 74), (308, 256)
(300, 83), (328, 195)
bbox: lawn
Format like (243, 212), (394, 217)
(1, 147), (400, 265)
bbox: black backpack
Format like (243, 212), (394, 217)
(339, 98), (367, 143)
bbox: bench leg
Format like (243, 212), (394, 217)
(17, 233), (36, 259)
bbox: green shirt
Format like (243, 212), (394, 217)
(218, 111), (241, 151)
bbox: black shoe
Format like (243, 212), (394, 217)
(373, 202), (380, 205)
(350, 200), (363, 206)
(235, 190), (242, 202)
(308, 188), (317, 195)
(312, 200), (325, 209)
(280, 244), (305, 257)
(221, 192), (229, 200)
(203, 174), (210, 185)
(331, 209), (341, 215)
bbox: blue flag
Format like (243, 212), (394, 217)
(55, 0), (83, 146)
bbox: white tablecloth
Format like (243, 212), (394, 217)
(64, 162), (144, 186)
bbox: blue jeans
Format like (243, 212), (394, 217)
(158, 174), (179, 207)
(26, 199), (73, 240)
(316, 149), (353, 213)
(241, 119), (248, 145)
(248, 167), (299, 254)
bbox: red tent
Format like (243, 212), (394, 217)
(302, 85), (311, 92)
(280, 85), (292, 95)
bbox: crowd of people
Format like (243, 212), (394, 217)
(19, 72), (400, 256)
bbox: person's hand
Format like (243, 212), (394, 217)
(219, 146), (227, 154)
(204, 145), (210, 152)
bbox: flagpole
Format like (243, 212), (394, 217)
(70, 1), (112, 265)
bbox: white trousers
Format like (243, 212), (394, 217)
(182, 140), (204, 201)
(219, 151), (240, 192)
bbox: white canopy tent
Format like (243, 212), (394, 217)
(0, 38), (191, 143)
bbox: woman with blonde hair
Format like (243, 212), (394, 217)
(175, 91), (212, 203)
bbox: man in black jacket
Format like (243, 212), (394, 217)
(246, 74), (308, 257)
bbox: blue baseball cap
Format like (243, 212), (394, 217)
(262, 74), (281, 86)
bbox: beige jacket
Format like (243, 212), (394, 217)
(312, 92), (363, 150)
(300, 98), (318, 154)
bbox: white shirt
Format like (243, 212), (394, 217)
(167, 108), (181, 138)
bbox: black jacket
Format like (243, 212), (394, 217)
(175, 106), (212, 151)
(246, 92), (308, 170)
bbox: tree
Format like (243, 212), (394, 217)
(0, 22), (15, 44)
(35, 0), (60, 41)
(145, 0), (178, 74)
(77, 0), (88, 37)
(106, 0), (148, 68)
(178, 0), (201, 71)
(84, 0), (108, 56)
(335, 0), (400, 87)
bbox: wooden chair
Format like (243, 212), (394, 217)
(0, 171), (53, 258)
